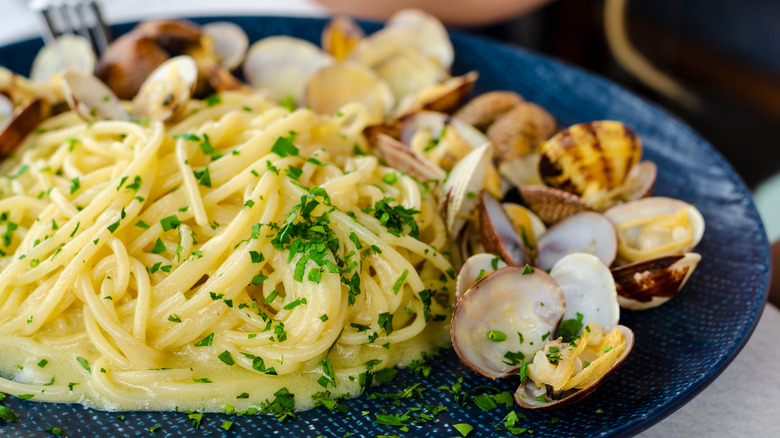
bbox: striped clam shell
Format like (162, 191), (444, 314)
(518, 185), (594, 225)
(539, 121), (642, 197)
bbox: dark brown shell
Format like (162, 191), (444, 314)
(0, 98), (47, 157)
(95, 30), (170, 100)
(611, 253), (701, 310)
(453, 91), (524, 131)
(518, 185), (594, 225)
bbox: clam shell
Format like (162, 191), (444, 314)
(455, 253), (508, 301)
(539, 121), (642, 198)
(96, 31), (170, 100)
(0, 94), (13, 125)
(605, 196), (705, 265)
(203, 22), (249, 71)
(451, 266), (566, 379)
(550, 253), (620, 329)
(393, 71), (478, 119)
(514, 325), (634, 409)
(612, 252), (701, 310)
(357, 8), (453, 70)
(136, 19), (203, 50)
(243, 36), (335, 104)
(322, 16), (364, 61)
(0, 98), (47, 157)
(371, 46), (447, 103)
(374, 133), (446, 183)
(132, 55), (198, 122)
(479, 190), (528, 266)
(403, 111), (487, 171)
(31, 34), (95, 84)
(303, 62), (394, 123)
(502, 203), (546, 254)
(488, 102), (557, 160)
(453, 91), (525, 131)
(62, 71), (129, 121)
(439, 142), (492, 237)
(535, 211), (618, 271)
(518, 185), (594, 225)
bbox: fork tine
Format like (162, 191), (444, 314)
(86, 0), (111, 55)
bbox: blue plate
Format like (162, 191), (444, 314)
(0, 16), (770, 438)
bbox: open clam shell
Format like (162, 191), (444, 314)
(455, 253), (508, 301)
(322, 15), (364, 61)
(243, 36), (335, 104)
(439, 142), (492, 237)
(514, 324), (634, 409)
(202, 22), (249, 71)
(0, 98), (47, 157)
(518, 185), (594, 225)
(374, 133), (446, 183)
(535, 211), (618, 272)
(605, 196), (705, 265)
(539, 121), (642, 199)
(479, 190), (528, 266)
(30, 34), (95, 84)
(303, 62), (394, 123)
(392, 71), (478, 119)
(402, 111), (487, 170)
(62, 71), (130, 121)
(550, 253), (620, 328)
(132, 55), (198, 122)
(96, 30), (170, 100)
(502, 203), (546, 255)
(451, 266), (566, 379)
(355, 8), (454, 71)
(453, 91), (524, 131)
(0, 94), (13, 126)
(612, 252), (701, 310)
(488, 102), (556, 181)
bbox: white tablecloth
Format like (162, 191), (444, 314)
(1, 1), (779, 436)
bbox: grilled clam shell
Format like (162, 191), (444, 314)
(539, 121), (642, 200)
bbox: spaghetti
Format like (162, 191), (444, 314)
(0, 92), (453, 412)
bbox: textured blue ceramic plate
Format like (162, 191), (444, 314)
(0, 16), (770, 438)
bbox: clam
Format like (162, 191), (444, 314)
(96, 31), (170, 100)
(515, 324), (634, 409)
(392, 71), (478, 119)
(550, 253), (620, 328)
(535, 212), (618, 272)
(402, 111), (487, 170)
(303, 62), (394, 123)
(0, 98), (47, 157)
(352, 9), (453, 72)
(374, 133), (446, 183)
(455, 253), (507, 301)
(62, 71), (130, 121)
(136, 19), (203, 50)
(488, 102), (557, 187)
(479, 190), (528, 266)
(539, 120), (642, 198)
(202, 22), (249, 71)
(453, 91), (525, 131)
(322, 15), (365, 61)
(604, 197), (704, 265)
(502, 203), (546, 256)
(243, 36), (335, 105)
(30, 34), (95, 84)
(439, 143), (492, 237)
(367, 46), (447, 103)
(612, 252), (701, 310)
(451, 266), (566, 379)
(132, 56), (198, 122)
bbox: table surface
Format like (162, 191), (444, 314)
(1, 1), (779, 436)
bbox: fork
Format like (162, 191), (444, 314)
(30, 0), (111, 56)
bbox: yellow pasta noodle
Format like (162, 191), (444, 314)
(0, 91), (453, 412)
